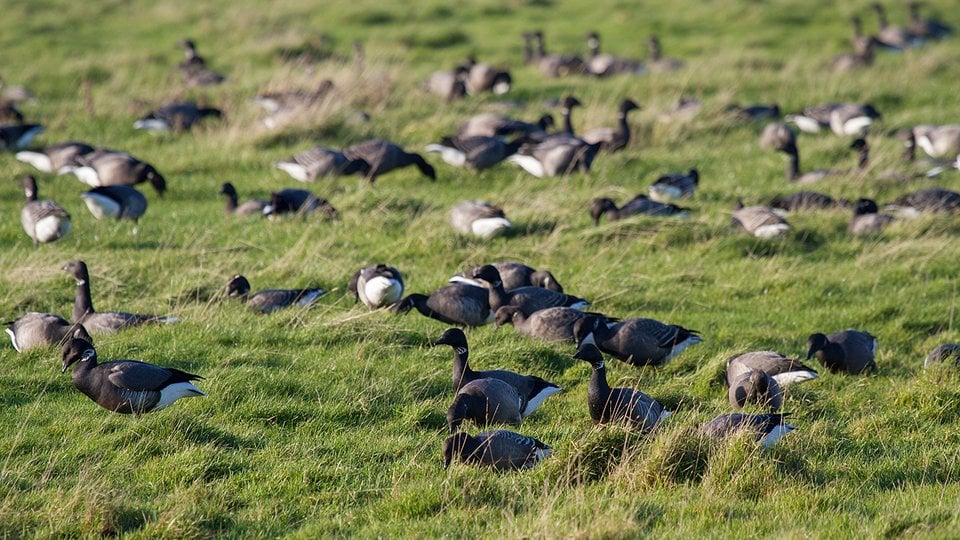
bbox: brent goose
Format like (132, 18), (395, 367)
(648, 169), (699, 202)
(871, 2), (912, 49)
(275, 146), (370, 182)
(525, 31), (584, 77)
(732, 201), (792, 238)
(924, 344), (960, 368)
(907, 2), (951, 40)
(457, 113), (554, 140)
(69, 149), (166, 197)
(581, 99), (640, 153)
(759, 123), (859, 184)
(768, 191), (844, 214)
(898, 125), (960, 162)
(20, 175), (71, 245)
(447, 378), (526, 433)
(449, 200), (512, 239)
(806, 329), (877, 374)
(0, 123), (43, 150)
(219, 182), (267, 216)
(464, 60), (512, 95)
(494, 305), (610, 343)
(702, 413), (795, 447)
(785, 103), (880, 136)
(16, 141), (94, 173)
(849, 198), (894, 235)
(728, 370), (783, 412)
(832, 17), (877, 72)
(425, 135), (524, 170)
(725, 103), (781, 122)
(134, 102), (223, 132)
(589, 196), (689, 225)
(393, 283), (493, 327)
(583, 32), (645, 77)
(424, 68), (468, 101)
(471, 264), (588, 316)
(348, 264), (404, 309)
(81, 185), (148, 221)
(574, 342), (670, 430)
(647, 36), (683, 71)
(178, 39), (225, 86)
(449, 262), (563, 292)
(6, 314), (90, 352)
(226, 274), (326, 314)
(726, 351), (818, 387)
(885, 188), (960, 216)
(342, 139), (436, 183)
(573, 314), (702, 367)
(507, 136), (601, 177)
(443, 430), (551, 470)
(61, 338), (205, 414)
(262, 188), (337, 218)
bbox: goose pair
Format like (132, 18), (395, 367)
(277, 139), (434, 183)
(589, 195), (689, 225)
(449, 262), (563, 292)
(583, 32), (645, 77)
(726, 351), (818, 412)
(0, 123), (43, 150)
(262, 188), (338, 219)
(807, 329), (877, 375)
(178, 39), (225, 86)
(20, 175), (71, 245)
(449, 200), (512, 239)
(784, 103), (881, 136)
(226, 275), (326, 314)
(133, 102), (223, 132)
(495, 305), (615, 343)
(6, 315), (90, 352)
(16, 141), (95, 173)
(471, 265), (588, 317)
(732, 201), (793, 239)
(573, 314), (702, 368)
(348, 264), (404, 309)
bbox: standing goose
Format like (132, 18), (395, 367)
(393, 283), (493, 327)
(871, 2), (912, 49)
(849, 198), (894, 235)
(81, 185), (148, 221)
(924, 344), (960, 368)
(726, 351), (818, 387)
(342, 139), (436, 183)
(449, 262), (563, 292)
(728, 370), (783, 412)
(471, 264), (589, 316)
(226, 274), (326, 314)
(494, 305), (612, 343)
(806, 329), (877, 374)
(457, 113), (554, 140)
(447, 378), (526, 432)
(16, 141), (94, 173)
(63, 260), (178, 334)
(581, 98), (640, 153)
(732, 201), (793, 238)
(262, 188), (338, 219)
(574, 342), (670, 430)
(348, 264), (404, 309)
(768, 191), (845, 214)
(133, 102), (223, 132)
(573, 314), (702, 367)
(449, 200), (512, 239)
(20, 175), (71, 245)
(885, 188), (960, 216)
(275, 146), (371, 182)
(61, 338), (206, 414)
(701, 413), (795, 447)
(907, 2), (951, 40)
(647, 36), (683, 71)
(6, 314), (90, 352)
(0, 123), (43, 150)
(219, 182), (267, 216)
(443, 430), (551, 470)
(425, 135), (524, 170)
(648, 169), (699, 202)
(589, 195), (689, 225)
(70, 149), (166, 197)
(434, 328), (562, 414)
(584, 32), (645, 77)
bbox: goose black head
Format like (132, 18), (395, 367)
(619, 99), (641, 114)
(494, 305), (521, 328)
(472, 265), (503, 288)
(573, 341), (605, 369)
(806, 333), (829, 360)
(62, 260), (89, 283)
(226, 274), (252, 298)
(219, 182), (237, 196)
(572, 315), (603, 347)
(434, 328), (468, 348)
(530, 270), (563, 292)
(589, 198), (618, 226)
(443, 432), (479, 469)
(561, 96), (582, 111)
(61, 337), (96, 373)
(143, 165), (167, 197)
(853, 198), (879, 216)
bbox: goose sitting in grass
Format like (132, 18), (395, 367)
(393, 283), (493, 327)
(262, 188), (338, 219)
(885, 188), (960, 216)
(178, 39), (225, 86)
(583, 32), (645, 77)
(459, 56), (513, 95)
(574, 342), (670, 430)
(725, 103), (781, 122)
(581, 98), (640, 153)
(924, 344), (960, 368)
(589, 195), (689, 225)
(424, 67), (468, 101)
(806, 329), (877, 375)
(648, 168), (699, 202)
(20, 175), (71, 245)
(494, 305), (614, 343)
(67, 149), (166, 197)
(907, 1), (951, 41)
(871, 2), (913, 49)
(849, 198), (894, 236)
(226, 274), (327, 314)
(6, 315), (90, 352)
(701, 413), (795, 447)
(449, 200), (512, 239)
(449, 262), (564, 292)
(573, 314), (702, 368)
(759, 123), (865, 184)
(525, 31), (584, 78)
(275, 146), (371, 182)
(732, 201), (793, 238)
(443, 430), (551, 470)
(647, 36), (683, 71)
(81, 185), (148, 222)
(425, 135), (524, 170)
(457, 113), (554, 140)
(0, 123), (43, 150)
(471, 264), (589, 317)
(726, 351), (818, 387)
(348, 264), (404, 309)
(446, 378), (526, 432)
(219, 182), (267, 216)
(134, 102), (222, 132)
(342, 139), (436, 183)
(16, 141), (94, 173)
(507, 136), (601, 177)
(898, 125), (960, 165)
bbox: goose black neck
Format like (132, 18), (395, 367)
(451, 345), (474, 389)
(485, 280), (510, 311)
(73, 275), (95, 323)
(857, 146), (869, 170)
(562, 108), (575, 136)
(223, 191), (238, 214)
(587, 364), (611, 422)
(617, 113), (631, 143)
(787, 147), (800, 181)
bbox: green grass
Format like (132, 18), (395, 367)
(2, 0), (960, 536)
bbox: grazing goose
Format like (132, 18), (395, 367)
(732, 201), (793, 238)
(458, 113), (555, 140)
(507, 135), (601, 177)
(20, 175), (71, 245)
(447, 378), (526, 432)
(648, 168), (699, 202)
(178, 39), (225, 86)
(647, 36), (683, 71)
(449, 262), (564, 292)
(472, 264), (589, 316)
(393, 283), (493, 327)
(424, 68), (468, 101)
(849, 198), (894, 235)
(526, 31), (584, 77)
(219, 182), (267, 216)
(425, 135), (524, 170)
(443, 430), (551, 470)
(16, 141), (94, 173)
(254, 79), (335, 113)
(924, 344), (960, 368)
(584, 32), (645, 77)
(342, 139), (436, 183)
(262, 188), (337, 218)
(725, 103), (781, 122)
(434, 328), (562, 413)
(226, 274), (326, 314)
(0, 123), (43, 150)
(494, 305), (612, 343)
(806, 329), (877, 375)
(61, 338), (206, 414)
(6, 315), (90, 352)
(589, 195), (689, 225)
(348, 264), (404, 309)
(133, 102), (223, 132)
(449, 200), (512, 239)
(728, 370), (783, 412)
(871, 2), (912, 49)
(69, 149), (166, 197)
(574, 342), (670, 430)
(785, 103), (880, 136)
(907, 1), (951, 40)
(701, 413), (795, 447)
(81, 185), (148, 221)
(581, 99), (640, 153)
(726, 351), (818, 387)
(63, 260), (178, 334)
(573, 314), (702, 367)
(464, 61), (512, 95)
(885, 188), (960, 216)
(768, 191), (845, 214)
(275, 146), (371, 182)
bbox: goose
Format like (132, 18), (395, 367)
(657, 97), (701, 123)
(225, 274), (326, 314)
(647, 36), (683, 71)
(581, 98), (640, 153)
(447, 378), (526, 432)
(81, 185), (148, 221)
(832, 16), (877, 72)
(219, 182), (267, 216)
(555, 95), (581, 137)
(871, 2), (913, 49)
(254, 79), (335, 113)
(262, 188), (338, 218)
(434, 328), (562, 414)
(471, 264), (589, 316)
(63, 260), (178, 334)
(526, 31), (584, 77)
(583, 32), (645, 77)
(342, 139), (436, 183)
(648, 168), (699, 202)
(806, 329), (877, 374)
(589, 195), (689, 225)
(701, 413), (795, 447)
(785, 103), (880, 136)
(457, 113), (554, 140)
(449, 262), (564, 292)
(464, 62), (512, 95)
(424, 68), (467, 101)
(425, 135), (524, 170)
(924, 344), (960, 368)
(573, 314), (702, 367)
(885, 188), (960, 216)
(69, 149), (166, 197)
(494, 305), (612, 343)
(907, 2), (951, 40)
(393, 283), (493, 327)
(725, 103), (781, 122)
(726, 351), (818, 387)
(899, 125), (960, 162)
(16, 141), (94, 173)
(443, 430), (552, 470)
(275, 146), (371, 182)
(849, 198), (894, 235)
(507, 136), (601, 177)
(20, 175), (71, 245)
(6, 314), (90, 352)
(768, 191), (845, 214)
(0, 123), (43, 150)
(732, 201), (793, 238)
(574, 342), (670, 430)
(178, 39), (225, 86)
(61, 338), (205, 414)
(449, 200), (512, 239)
(759, 123), (863, 184)
(729, 370), (783, 412)
(348, 264), (404, 309)
(134, 102), (223, 132)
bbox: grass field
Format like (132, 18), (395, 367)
(2, 0), (960, 537)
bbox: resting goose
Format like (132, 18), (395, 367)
(20, 175), (71, 245)
(648, 168), (699, 202)
(728, 370), (783, 412)
(348, 264), (404, 309)
(726, 351), (818, 387)
(899, 125), (960, 162)
(732, 201), (793, 238)
(768, 191), (844, 214)
(647, 36), (683, 71)
(449, 200), (512, 239)
(806, 329), (877, 375)
(573, 314), (702, 367)
(226, 274), (326, 314)
(449, 262), (563, 292)
(342, 139), (436, 183)
(178, 39), (225, 86)
(494, 305), (612, 343)
(6, 314), (90, 352)
(885, 188), (960, 216)
(63, 260), (178, 334)
(924, 344), (960, 368)
(574, 342), (670, 430)
(219, 182), (267, 216)
(508, 136), (601, 177)
(702, 413), (795, 447)
(785, 103), (880, 136)
(69, 149), (166, 197)
(725, 103), (781, 122)
(61, 338), (205, 414)
(526, 31), (584, 78)
(457, 113), (554, 140)
(424, 68), (467, 101)
(907, 2), (951, 40)
(0, 123), (43, 150)
(393, 283), (493, 327)
(275, 146), (371, 182)
(472, 265), (588, 316)
(16, 141), (94, 173)
(443, 430), (551, 470)
(425, 135), (524, 170)
(464, 61), (512, 95)
(584, 32), (645, 77)
(262, 188), (337, 219)
(589, 195), (689, 225)
(581, 98), (640, 153)
(849, 198), (894, 235)
(81, 185), (148, 221)
(447, 378), (526, 432)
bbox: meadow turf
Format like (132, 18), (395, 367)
(2, 0), (960, 537)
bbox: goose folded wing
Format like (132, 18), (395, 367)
(107, 361), (177, 391)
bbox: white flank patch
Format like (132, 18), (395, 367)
(133, 118), (171, 131)
(15, 151), (52, 172)
(254, 97), (281, 113)
(447, 276), (484, 288)
(761, 424), (795, 448)
(658, 409), (673, 423)
(507, 154), (546, 178)
(770, 208), (790, 218)
(885, 205), (921, 218)
(154, 382), (207, 411)
(789, 116), (821, 134)
(72, 166), (102, 187)
(926, 166), (945, 178)
(664, 335), (704, 362)
(275, 161), (310, 182)
(471, 217), (512, 238)
(363, 276), (403, 307)
(262, 204), (276, 216)
(569, 300), (590, 311)
(773, 370), (818, 386)
(296, 290), (326, 307)
(492, 81), (511, 95)
(648, 184), (683, 202)
(424, 144), (466, 167)
(6, 328), (21, 353)
(81, 192), (121, 220)
(158, 316), (181, 324)
(522, 385), (562, 416)
(34, 215), (71, 243)
(841, 117), (873, 136)
(754, 223), (792, 239)
(916, 135), (937, 158)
